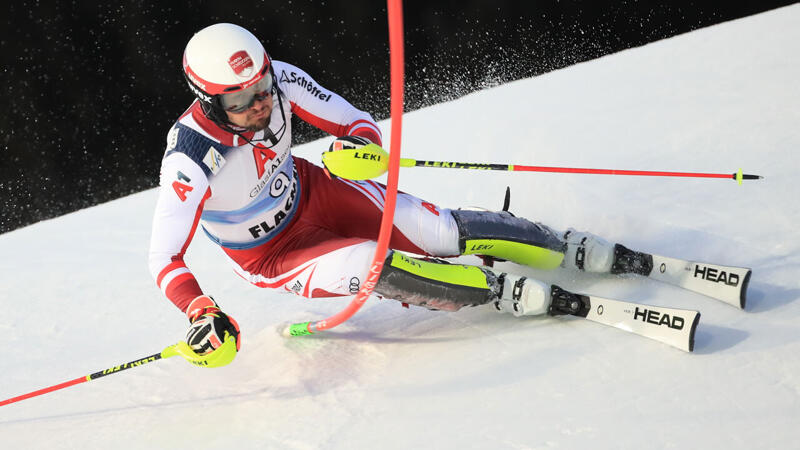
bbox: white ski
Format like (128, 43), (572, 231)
(610, 245), (751, 309)
(549, 285), (700, 352)
(645, 254), (751, 309)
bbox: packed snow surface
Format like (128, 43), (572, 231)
(2, 5), (799, 449)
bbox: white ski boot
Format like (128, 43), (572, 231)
(562, 229), (616, 273)
(492, 273), (551, 317)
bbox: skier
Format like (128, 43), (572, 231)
(149, 23), (627, 366)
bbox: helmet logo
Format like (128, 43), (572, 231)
(228, 51), (254, 78)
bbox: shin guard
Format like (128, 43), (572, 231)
(450, 210), (566, 269)
(375, 251), (499, 311)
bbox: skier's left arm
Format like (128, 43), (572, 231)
(275, 61), (382, 145)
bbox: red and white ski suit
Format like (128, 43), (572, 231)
(149, 61), (460, 312)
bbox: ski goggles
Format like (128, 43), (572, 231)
(220, 73), (274, 113)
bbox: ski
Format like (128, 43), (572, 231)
(549, 285), (700, 352)
(611, 245), (751, 309)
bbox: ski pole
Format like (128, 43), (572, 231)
(1, 333), (238, 407)
(322, 147), (763, 185)
(0, 343), (181, 407)
(399, 159), (762, 184)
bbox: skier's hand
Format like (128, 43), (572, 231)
(322, 136), (389, 180)
(329, 135), (373, 152)
(178, 295), (240, 368)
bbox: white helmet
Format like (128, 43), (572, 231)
(182, 23), (274, 124)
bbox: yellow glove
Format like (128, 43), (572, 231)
(175, 295), (240, 368)
(322, 136), (390, 180)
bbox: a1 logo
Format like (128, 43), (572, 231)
(253, 144), (277, 178)
(172, 171), (193, 202)
(421, 201), (439, 216)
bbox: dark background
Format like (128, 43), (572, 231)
(1, 0), (795, 233)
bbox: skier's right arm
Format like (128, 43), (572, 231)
(148, 152), (211, 313)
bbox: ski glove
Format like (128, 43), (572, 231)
(322, 135), (390, 180)
(185, 295), (241, 357)
(329, 135), (372, 151)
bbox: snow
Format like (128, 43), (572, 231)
(2, 5), (799, 449)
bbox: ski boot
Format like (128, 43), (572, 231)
(491, 273), (551, 317)
(562, 229), (653, 276)
(492, 276), (594, 319)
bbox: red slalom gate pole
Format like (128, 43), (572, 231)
(281, 0), (405, 337)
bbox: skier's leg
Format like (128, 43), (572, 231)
(449, 209), (566, 269)
(450, 209), (624, 274)
(374, 250), (550, 316)
(294, 157), (460, 257)
(226, 228), (549, 316)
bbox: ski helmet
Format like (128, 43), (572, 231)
(182, 23), (274, 125)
